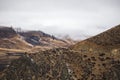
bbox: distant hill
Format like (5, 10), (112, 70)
(18, 31), (65, 46)
(0, 26), (74, 51)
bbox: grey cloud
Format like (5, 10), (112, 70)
(0, 0), (120, 40)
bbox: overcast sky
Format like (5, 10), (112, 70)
(0, 0), (120, 39)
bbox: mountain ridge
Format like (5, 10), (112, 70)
(0, 26), (73, 50)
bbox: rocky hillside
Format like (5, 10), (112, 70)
(87, 24), (120, 47)
(0, 26), (73, 50)
(0, 27), (17, 38)
(71, 25), (120, 79)
(72, 24), (120, 50)
(0, 26), (32, 50)
(18, 31), (53, 45)
(0, 25), (120, 80)
(18, 31), (69, 47)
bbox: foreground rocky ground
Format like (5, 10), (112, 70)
(0, 47), (120, 80)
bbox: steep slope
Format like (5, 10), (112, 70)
(72, 24), (120, 50)
(0, 26), (32, 50)
(70, 24), (120, 79)
(87, 24), (120, 47)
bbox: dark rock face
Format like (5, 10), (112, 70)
(0, 26), (32, 49)
(0, 27), (17, 38)
(25, 35), (41, 45)
(18, 31), (59, 46)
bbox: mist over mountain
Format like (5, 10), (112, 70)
(0, 0), (120, 39)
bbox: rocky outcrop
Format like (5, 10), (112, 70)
(18, 31), (57, 45)
(0, 27), (17, 38)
